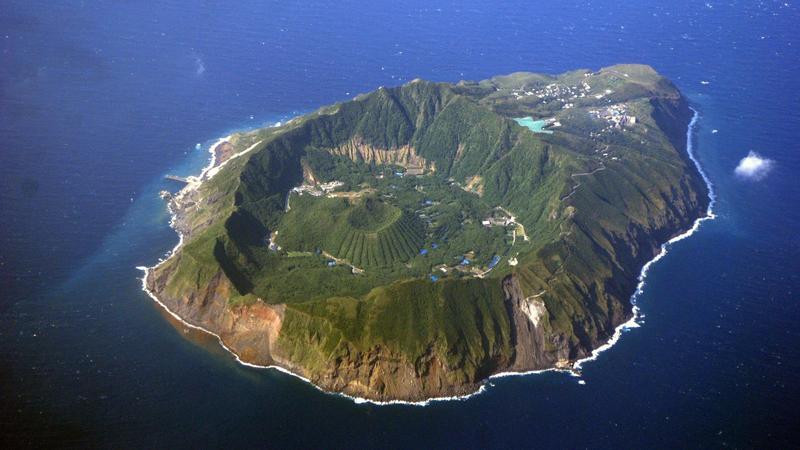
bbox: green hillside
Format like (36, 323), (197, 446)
(277, 195), (426, 268)
(147, 64), (708, 401)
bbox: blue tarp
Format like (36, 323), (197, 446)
(430, 275), (439, 282)
(419, 249), (428, 255)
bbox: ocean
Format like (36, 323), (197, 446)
(1, 0), (798, 447)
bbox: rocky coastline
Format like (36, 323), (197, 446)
(141, 68), (713, 403)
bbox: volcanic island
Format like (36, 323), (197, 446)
(144, 64), (709, 403)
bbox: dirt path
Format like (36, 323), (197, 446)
(559, 163), (606, 202)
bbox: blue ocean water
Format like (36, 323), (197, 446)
(1, 0), (799, 447)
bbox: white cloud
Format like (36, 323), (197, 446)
(734, 151), (774, 180)
(194, 56), (206, 75)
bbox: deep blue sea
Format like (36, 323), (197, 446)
(2, 1), (799, 447)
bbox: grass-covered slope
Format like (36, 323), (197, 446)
(146, 64), (708, 401)
(277, 195), (426, 268)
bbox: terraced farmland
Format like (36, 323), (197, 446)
(277, 195), (425, 268)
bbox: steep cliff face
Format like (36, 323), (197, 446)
(329, 137), (435, 173)
(148, 263), (509, 401)
(146, 260), (284, 366)
(276, 344), (490, 401)
(145, 65), (709, 402)
(147, 261), (603, 401)
(502, 276), (571, 370)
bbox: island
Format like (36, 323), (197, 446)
(143, 64), (710, 403)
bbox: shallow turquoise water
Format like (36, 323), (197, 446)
(514, 116), (554, 134)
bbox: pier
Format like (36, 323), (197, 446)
(165, 175), (190, 183)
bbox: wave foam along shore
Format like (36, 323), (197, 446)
(137, 109), (716, 406)
(136, 264), (485, 407)
(573, 108), (715, 371)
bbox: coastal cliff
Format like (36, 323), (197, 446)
(145, 64), (709, 402)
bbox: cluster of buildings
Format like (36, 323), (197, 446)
(511, 83), (588, 103)
(432, 250), (479, 275)
(542, 117), (563, 129)
(290, 180), (344, 197)
(416, 199), (441, 227)
(404, 166), (425, 177)
(481, 208), (514, 228)
(588, 104), (637, 133)
(481, 216), (513, 227)
(508, 80), (602, 110)
(375, 166), (427, 179)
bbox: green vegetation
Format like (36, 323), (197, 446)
(277, 195), (425, 268)
(151, 64), (707, 397)
(277, 276), (511, 378)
